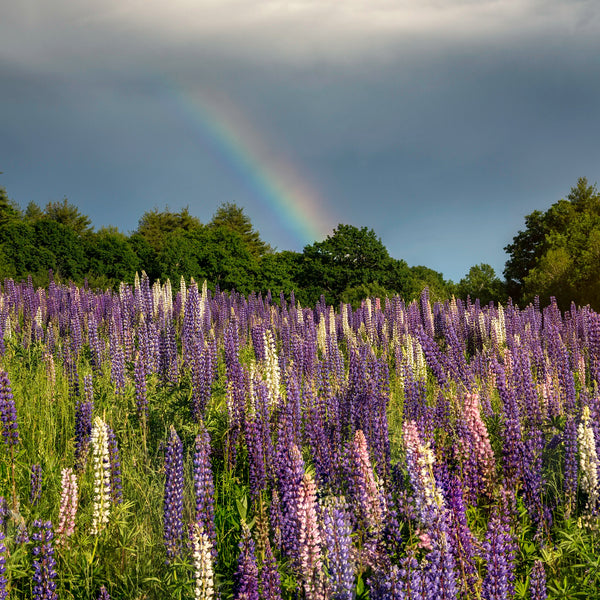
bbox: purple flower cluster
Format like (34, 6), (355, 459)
(0, 370), (19, 449)
(32, 520), (57, 600)
(163, 426), (184, 560)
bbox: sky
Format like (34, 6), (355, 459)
(1, 0), (600, 282)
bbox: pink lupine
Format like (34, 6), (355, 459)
(463, 391), (496, 488)
(297, 472), (325, 600)
(56, 468), (78, 545)
(348, 430), (384, 531)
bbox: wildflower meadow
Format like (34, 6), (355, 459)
(0, 274), (599, 599)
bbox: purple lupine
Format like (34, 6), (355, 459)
(30, 463), (42, 506)
(446, 477), (477, 596)
(423, 507), (458, 600)
(278, 444), (305, 561)
(0, 370), (19, 449)
(75, 378), (94, 471)
(322, 502), (354, 600)
(107, 426), (122, 505)
(31, 520), (57, 600)
(481, 505), (515, 600)
(529, 560), (547, 600)
(163, 425), (184, 560)
(0, 531), (7, 600)
(235, 526), (259, 600)
(563, 415), (578, 516)
(193, 423), (216, 554)
(97, 586), (110, 600)
(260, 539), (283, 600)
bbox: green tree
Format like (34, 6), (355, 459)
(0, 187), (22, 226)
(86, 227), (140, 286)
(407, 265), (453, 302)
(300, 224), (394, 305)
(135, 207), (202, 254)
(456, 263), (505, 306)
(208, 203), (272, 258)
(43, 198), (92, 235)
(504, 177), (600, 309)
(255, 251), (302, 298)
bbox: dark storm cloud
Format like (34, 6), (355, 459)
(1, 1), (600, 279)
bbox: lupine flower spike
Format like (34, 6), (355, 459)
(32, 520), (57, 600)
(90, 417), (111, 535)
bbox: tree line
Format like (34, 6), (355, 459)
(0, 177), (598, 309)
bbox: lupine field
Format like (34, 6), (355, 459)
(0, 274), (599, 599)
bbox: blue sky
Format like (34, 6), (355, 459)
(1, 0), (599, 282)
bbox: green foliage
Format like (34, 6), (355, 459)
(300, 224), (396, 305)
(456, 263), (506, 306)
(505, 177), (600, 309)
(135, 207), (202, 254)
(42, 198), (93, 236)
(208, 202), (272, 259)
(85, 227), (140, 286)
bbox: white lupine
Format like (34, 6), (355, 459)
(164, 279), (173, 316)
(191, 525), (214, 600)
(263, 329), (280, 407)
(180, 276), (187, 317)
(90, 416), (111, 534)
(341, 303), (356, 348)
(491, 304), (506, 347)
(317, 316), (327, 354)
(152, 280), (162, 316)
(578, 406), (599, 513)
(328, 306), (337, 342)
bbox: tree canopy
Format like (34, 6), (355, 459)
(504, 177), (600, 309)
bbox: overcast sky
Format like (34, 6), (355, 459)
(1, 0), (599, 282)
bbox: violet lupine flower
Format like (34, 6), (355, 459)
(423, 507), (458, 600)
(193, 423), (216, 555)
(164, 425), (184, 560)
(529, 560), (547, 600)
(31, 520), (57, 600)
(97, 586), (110, 600)
(260, 539), (282, 600)
(278, 444), (305, 561)
(481, 506), (515, 600)
(107, 426), (122, 505)
(0, 370), (19, 449)
(445, 477), (477, 596)
(56, 467), (78, 546)
(563, 416), (579, 516)
(75, 376), (94, 471)
(30, 463), (42, 506)
(322, 502), (354, 600)
(235, 526), (259, 600)
(0, 531), (7, 600)
(297, 472), (326, 600)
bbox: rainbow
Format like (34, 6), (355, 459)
(163, 85), (333, 247)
